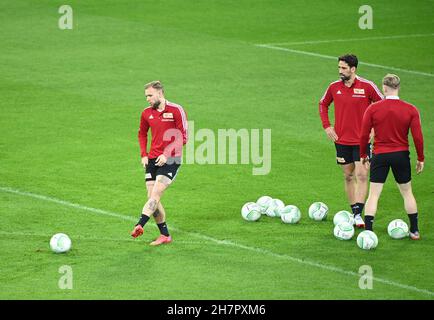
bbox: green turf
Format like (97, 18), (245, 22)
(0, 0), (433, 300)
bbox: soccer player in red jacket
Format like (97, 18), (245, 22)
(360, 74), (424, 240)
(131, 81), (188, 245)
(319, 54), (383, 228)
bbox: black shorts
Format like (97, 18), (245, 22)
(335, 143), (371, 165)
(145, 157), (181, 182)
(370, 151), (411, 184)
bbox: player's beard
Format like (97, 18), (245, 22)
(340, 73), (351, 81)
(151, 100), (161, 109)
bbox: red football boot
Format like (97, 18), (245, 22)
(131, 225), (144, 238)
(150, 235), (172, 246)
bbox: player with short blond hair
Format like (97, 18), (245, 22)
(131, 81), (188, 245)
(360, 74), (424, 240)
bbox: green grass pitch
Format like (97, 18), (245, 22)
(0, 0), (433, 299)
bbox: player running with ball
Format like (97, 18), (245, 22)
(131, 81), (188, 245)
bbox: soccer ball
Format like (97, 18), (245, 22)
(308, 202), (328, 221)
(265, 199), (285, 217)
(241, 202), (262, 222)
(387, 219), (409, 239)
(256, 196), (272, 215)
(333, 221), (355, 240)
(50, 233), (72, 253)
(357, 230), (378, 250)
(280, 205), (301, 224)
(333, 210), (354, 226)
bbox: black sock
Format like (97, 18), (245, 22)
(351, 203), (365, 217)
(350, 204), (357, 215)
(365, 215), (374, 231)
(137, 214), (150, 227)
(355, 202), (365, 216)
(408, 213), (419, 233)
(157, 222), (170, 236)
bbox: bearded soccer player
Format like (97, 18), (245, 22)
(131, 81), (188, 245)
(319, 54), (383, 228)
(360, 74), (424, 240)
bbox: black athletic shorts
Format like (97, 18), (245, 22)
(145, 157), (181, 182)
(335, 143), (371, 165)
(370, 151), (411, 184)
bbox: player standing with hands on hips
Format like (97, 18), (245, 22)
(131, 81), (188, 245)
(319, 54), (383, 228)
(360, 74), (424, 239)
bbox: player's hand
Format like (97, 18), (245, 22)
(141, 157), (149, 168)
(362, 157), (370, 170)
(325, 127), (338, 142)
(416, 161), (424, 174)
(155, 154), (167, 166)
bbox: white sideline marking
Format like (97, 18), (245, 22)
(0, 231), (208, 245)
(263, 33), (434, 46)
(255, 44), (434, 78)
(0, 186), (136, 222)
(1, 185), (433, 297)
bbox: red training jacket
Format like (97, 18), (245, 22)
(319, 76), (383, 145)
(138, 100), (188, 159)
(360, 96), (424, 162)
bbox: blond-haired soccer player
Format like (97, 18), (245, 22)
(131, 81), (188, 245)
(360, 74), (424, 239)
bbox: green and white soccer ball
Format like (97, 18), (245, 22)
(256, 196), (272, 215)
(333, 210), (354, 226)
(387, 219), (409, 239)
(280, 205), (301, 224)
(308, 202), (328, 221)
(241, 202), (262, 222)
(333, 221), (355, 240)
(265, 199), (285, 217)
(357, 230), (378, 250)
(50, 233), (72, 253)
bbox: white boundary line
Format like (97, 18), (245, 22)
(254, 44), (434, 78)
(1, 185), (433, 297)
(262, 33), (434, 46)
(0, 231), (210, 245)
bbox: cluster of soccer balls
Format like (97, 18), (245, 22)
(242, 196), (410, 250)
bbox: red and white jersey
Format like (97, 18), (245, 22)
(319, 76), (383, 145)
(360, 96), (424, 162)
(138, 100), (188, 159)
